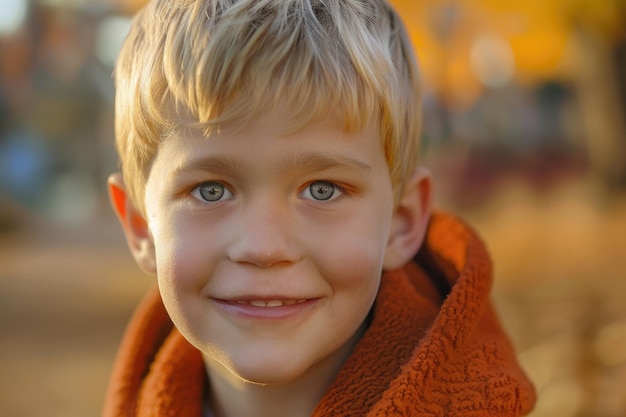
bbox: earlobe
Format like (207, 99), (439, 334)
(108, 173), (157, 275)
(383, 167), (433, 271)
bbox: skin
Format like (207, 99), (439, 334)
(109, 110), (433, 417)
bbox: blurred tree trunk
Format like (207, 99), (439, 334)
(573, 29), (626, 189)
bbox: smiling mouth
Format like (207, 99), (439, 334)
(224, 299), (308, 308)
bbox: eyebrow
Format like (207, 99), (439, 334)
(173, 156), (245, 176)
(287, 151), (372, 175)
(173, 151), (372, 177)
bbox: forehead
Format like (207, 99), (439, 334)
(155, 111), (386, 175)
(167, 88), (381, 142)
(165, 102), (380, 149)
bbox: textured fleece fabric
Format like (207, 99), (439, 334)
(103, 211), (536, 416)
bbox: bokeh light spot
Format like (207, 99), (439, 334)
(470, 34), (515, 88)
(0, 0), (28, 36)
(95, 15), (132, 68)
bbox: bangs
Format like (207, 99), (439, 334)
(115, 0), (421, 211)
(159, 0), (394, 135)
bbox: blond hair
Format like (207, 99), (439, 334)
(114, 0), (422, 212)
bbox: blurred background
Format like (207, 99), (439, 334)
(0, 0), (624, 416)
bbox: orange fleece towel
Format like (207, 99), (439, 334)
(103, 211), (536, 416)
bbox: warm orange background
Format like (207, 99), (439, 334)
(1, 1), (625, 416)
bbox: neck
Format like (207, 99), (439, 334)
(203, 324), (366, 417)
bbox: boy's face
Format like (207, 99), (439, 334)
(141, 111), (398, 384)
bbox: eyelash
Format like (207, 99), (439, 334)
(300, 180), (346, 203)
(189, 180), (349, 204)
(190, 181), (234, 203)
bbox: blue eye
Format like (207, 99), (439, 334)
(192, 181), (233, 202)
(302, 181), (341, 201)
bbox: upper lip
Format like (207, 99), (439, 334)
(222, 299), (309, 307)
(213, 296), (315, 307)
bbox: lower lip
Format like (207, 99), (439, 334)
(212, 299), (320, 321)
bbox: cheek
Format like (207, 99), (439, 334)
(323, 245), (383, 290)
(311, 213), (390, 296)
(150, 213), (219, 306)
(152, 226), (220, 342)
(316, 239), (382, 341)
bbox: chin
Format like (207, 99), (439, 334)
(203, 349), (313, 387)
(232, 361), (311, 386)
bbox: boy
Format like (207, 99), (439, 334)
(104, 0), (536, 416)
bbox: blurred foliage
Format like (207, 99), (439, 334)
(0, 2), (625, 417)
(1, 0), (625, 224)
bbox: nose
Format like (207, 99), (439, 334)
(228, 198), (299, 267)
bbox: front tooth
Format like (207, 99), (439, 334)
(250, 300), (267, 307)
(265, 300), (284, 307)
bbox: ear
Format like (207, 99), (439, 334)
(107, 173), (157, 275)
(383, 167), (433, 270)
